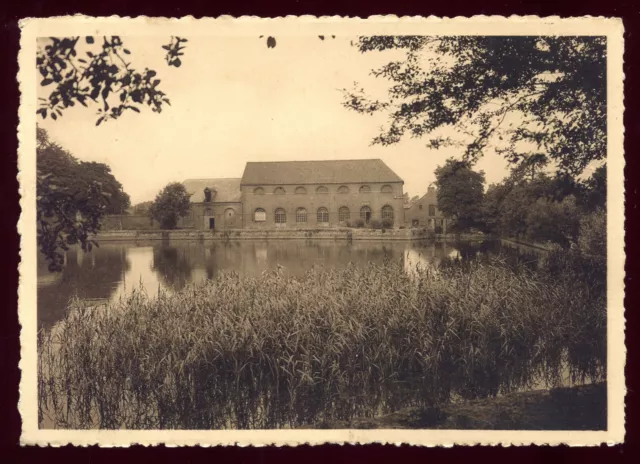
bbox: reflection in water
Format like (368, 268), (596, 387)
(37, 239), (541, 329)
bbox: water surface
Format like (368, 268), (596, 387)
(37, 239), (538, 329)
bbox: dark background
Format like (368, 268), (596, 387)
(1, 0), (637, 461)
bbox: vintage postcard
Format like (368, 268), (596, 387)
(18, 15), (625, 446)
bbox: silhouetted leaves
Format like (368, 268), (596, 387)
(344, 36), (607, 176)
(263, 35), (335, 48)
(37, 36), (188, 124)
(163, 36), (187, 67)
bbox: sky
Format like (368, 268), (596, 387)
(37, 35), (510, 205)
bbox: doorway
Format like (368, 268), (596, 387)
(209, 218), (215, 229)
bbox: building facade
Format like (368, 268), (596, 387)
(184, 159), (406, 230)
(403, 185), (448, 233)
(181, 178), (243, 230)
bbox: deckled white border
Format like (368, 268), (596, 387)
(17, 15), (626, 447)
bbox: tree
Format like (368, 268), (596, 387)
(37, 127), (131, 215)
(578, 208), (606, 257)
(581, 165), (607, 210)
(36, 128), (131, 271)
(131, 201), (154, 216)
(434, 158), (485, 231)
(37, 36), (187, 125)
(525, 195), (580, 247)
(343, 36), (606, 176)
(150, 182), (192, 229)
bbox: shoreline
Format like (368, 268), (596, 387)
(321, 383), (606, 430)
(94, 228), (489, 242)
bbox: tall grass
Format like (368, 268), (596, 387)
(38, 254), (606, 429)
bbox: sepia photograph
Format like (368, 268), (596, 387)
(18, 16), (625, 446)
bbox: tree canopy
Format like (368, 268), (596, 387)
(150, 182), (192, 229)
(344, 36), (606, 176)
(37, 127), (131, 215)
(480, 163), (606, 248)
(434, 158), (486, 231)
(37, 127), (115, 271)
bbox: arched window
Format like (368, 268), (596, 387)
(338, 185), (349, 194)
(360, 206), (372, 224)
(381, 185), (393, 193)
(316, 186), (329, 194)
(274, 187), (286, 195)
(253, 187), (264, 195)
(317, 207), (329, 223)
(275, 208), (287, 224)
(359, 185), (371, 194)
(428, 204), (436, 217)
(338, 207), (350, 222)
(296, 207), (307, 223)
(254, 208), (266, 222)
(295, 186), (307, 195)
(381, 205), (394, 221)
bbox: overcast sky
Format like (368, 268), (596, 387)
(37, 35), (510, 205)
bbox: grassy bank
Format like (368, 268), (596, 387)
(38, 252), (606, 429)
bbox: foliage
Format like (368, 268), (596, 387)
(150, 182), (192, 229)
(37, 171), (105, 272)
(525, 195), (580, 248)
(577, 208), (607, 257)
(36, 127), (130, 271)
(344, 36), (606, 176)
(37, 127), (130, 214)
(480, 163), (606, 249)
(261, 35), (335, 49)
(434, 158), (485, 231)
(36, 36), (187, 125)
(580, 165), (607, 210)
(38, 256), (605, 429)
(131, 201), (154, 216)
(381, 219), (394, 229)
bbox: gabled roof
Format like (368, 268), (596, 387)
(182, 178), (242, 203)
(240, 159), (403, 185)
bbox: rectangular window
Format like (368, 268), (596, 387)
(428, 204), (436, 217)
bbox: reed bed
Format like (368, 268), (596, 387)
(38, 254), (606, 429)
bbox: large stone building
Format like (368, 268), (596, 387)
(183, 159), (406, 230)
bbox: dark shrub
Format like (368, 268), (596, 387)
(371, 219), (382, 230)
(355, 219), (365, 228)
(381, 219), (393, 229)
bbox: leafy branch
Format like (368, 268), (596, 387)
(36, 36), (188, 125)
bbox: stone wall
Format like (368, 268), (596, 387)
(101, 215), (160, 230)
(95, 227), (445, 242)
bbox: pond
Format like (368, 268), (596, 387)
(37, 239), (539, 329)
(37, 238), (605, 430)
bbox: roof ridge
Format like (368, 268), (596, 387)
(245, 158), (382, 164)
(183, 177), (242, 182)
